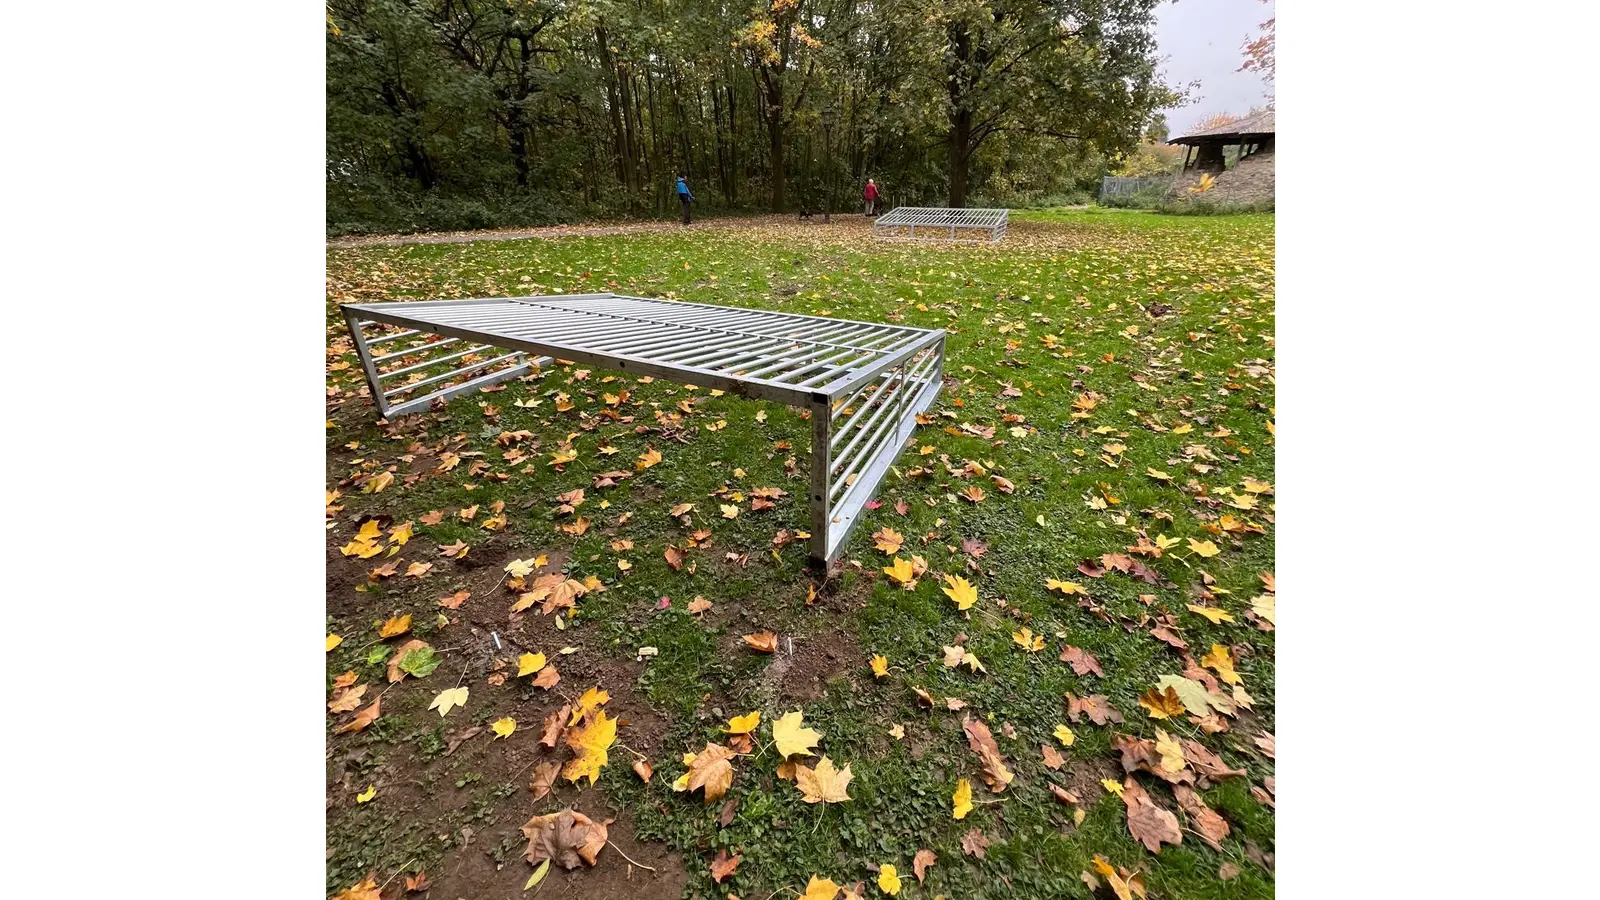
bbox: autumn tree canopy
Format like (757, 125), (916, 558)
(326, 0), (1177, 230)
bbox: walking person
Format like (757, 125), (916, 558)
(864, 178), (879, 216)
(676, 174), (695, 225)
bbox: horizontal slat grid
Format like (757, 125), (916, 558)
(874, 207), (1007, 228)
(344, 293), (941, 404)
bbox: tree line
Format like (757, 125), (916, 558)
(326, 0), (1178, 233)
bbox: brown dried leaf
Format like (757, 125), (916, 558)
(686, 742), (737, 803)
(540, 705), (571, 747)
(1173, 784), (1230, 849)
(710, 849), (741, 884)
(960, 828), (991, 859)
(962, 716), (1014, 793)
(1121, 777), (1182, 854)
(528, 760), (560, 801)
(521, 808), (607, 870)
(1059, 645), (1104, 677)
(912, 849), (936, 883)
(1065, 692), (1124, 726)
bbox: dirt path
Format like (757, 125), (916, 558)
(327, 214), (819, 249)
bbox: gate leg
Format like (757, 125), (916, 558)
(807, 392), (833, 570)
(344, 310), (391, 419)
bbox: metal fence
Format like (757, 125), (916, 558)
(1099, 176), (1172, 199)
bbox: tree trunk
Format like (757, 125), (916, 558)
(947, 109), (970, 208)
(769, 120), (786, 211)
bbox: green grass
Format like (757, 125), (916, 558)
(325, 209), (1274, 898)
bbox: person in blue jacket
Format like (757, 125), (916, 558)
(676, 175), (694, 224)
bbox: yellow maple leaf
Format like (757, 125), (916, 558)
(491, 717), (516, 739)
(1101, 778), (1124, 797)
(1012, 627), (1044, 652)
(1045, 578), (1087, 596)
(1154, 534), (1181, 551)
(683, 742), (736, 801)
(1187, 604), (1235, 624)
(562, 709), (618, 785)
(517, 652), (547, 676)
(883, 557), (916, 587)
(1139, 686), (1187, 719)
(773, 710), (822, 759)
(941, 574), (977, 610)
(795, 756), (853, 804)
(870, 655), (889, 678)
(1188, 538), (1221, 558)
(726, 711), (761, 734)
(378, 614), (412, 639)
(952, 778), (974, 819)
(549, 447), (577, 466)
(1053, 724), (1076, 747)
(355, 784), (375, 803)
(1200, 643), (1242, 685)
(636, 447), (663, 470)
(569, 687), (611, 725)
(326, 633), (343, 652)
(872, 527), (904, 554)
(428, 686), (468, 717)
(1154, 728), (1186, 773)
(801, 875), (842, 900)
(878, 864), (902, 895)
(720, 503), (739, 519)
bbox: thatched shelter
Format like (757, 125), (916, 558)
(1170, 108), (1275, 173)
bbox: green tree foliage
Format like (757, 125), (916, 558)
(326, 0), (1178, 233)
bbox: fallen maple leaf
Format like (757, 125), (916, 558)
(1200, 643), (1242, 685)
(328, 683), (368, 713)
(1173, 784), (1230, 849)
(710, 849), (741, 884)
(912, 849), (936, 883)
(952, 778), (974, 819)
(1053, 724), (1077, 747)
(562, 710), (617, 784)
(742, 631), (778, 653)
(1046, 578), (1087, 597)
(429, 686), (468, 717)
(883, 556), (917, 588)
(491, 717), (516, 739)
(1012, 627), (1045, 652)
(529, 760), (560, 801)
(378, 613), (412, 638)
(941, 574), (978, 609)
(796, 756), (853, 804)
(872, 527), (904, 554)
(802, 876), (841, 900)
(962, 717), (1014, 792)
(1090, 856), (1147, 900)
(878, 864), (902, 895)
(522, 808), (607, 870)
(326, 633), (343, 652)
(1060, 645), (1105, 677)
(773, 710), (822, 758)
(727, 711), (761, 734)
(684, 742), (736, 802)
(332, 875), (382, 900)
(1122, 777), (1183, 853)
(517, 652), (547, 677)
(870, 654), (889, 678)
(961, 828), (990, 858)
(1138, 686), (1186, 719)
(334, 697), (381, 734)
(633, 758), (653, 782)
(1041, 743), (1066, 770)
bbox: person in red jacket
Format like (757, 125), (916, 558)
(864, 179), (879, 216)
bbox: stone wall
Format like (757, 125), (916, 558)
(1169, 148), (1275, 206)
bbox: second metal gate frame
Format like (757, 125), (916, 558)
(341, 293), (945, 567)
(872, 207), (1009, 243)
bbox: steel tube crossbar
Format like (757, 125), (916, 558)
(342, 293), (945, 566)
(872, 206), (1009, 243)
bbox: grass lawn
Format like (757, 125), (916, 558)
(325, 209), (1275, 900)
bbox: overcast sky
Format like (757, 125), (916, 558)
(1153, 0), (1274, 136)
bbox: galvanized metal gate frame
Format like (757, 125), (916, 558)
(872, 207), (1009, 243)
(341, 293), (945, 567)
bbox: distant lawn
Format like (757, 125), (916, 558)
(325, 212), (1275, 899)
